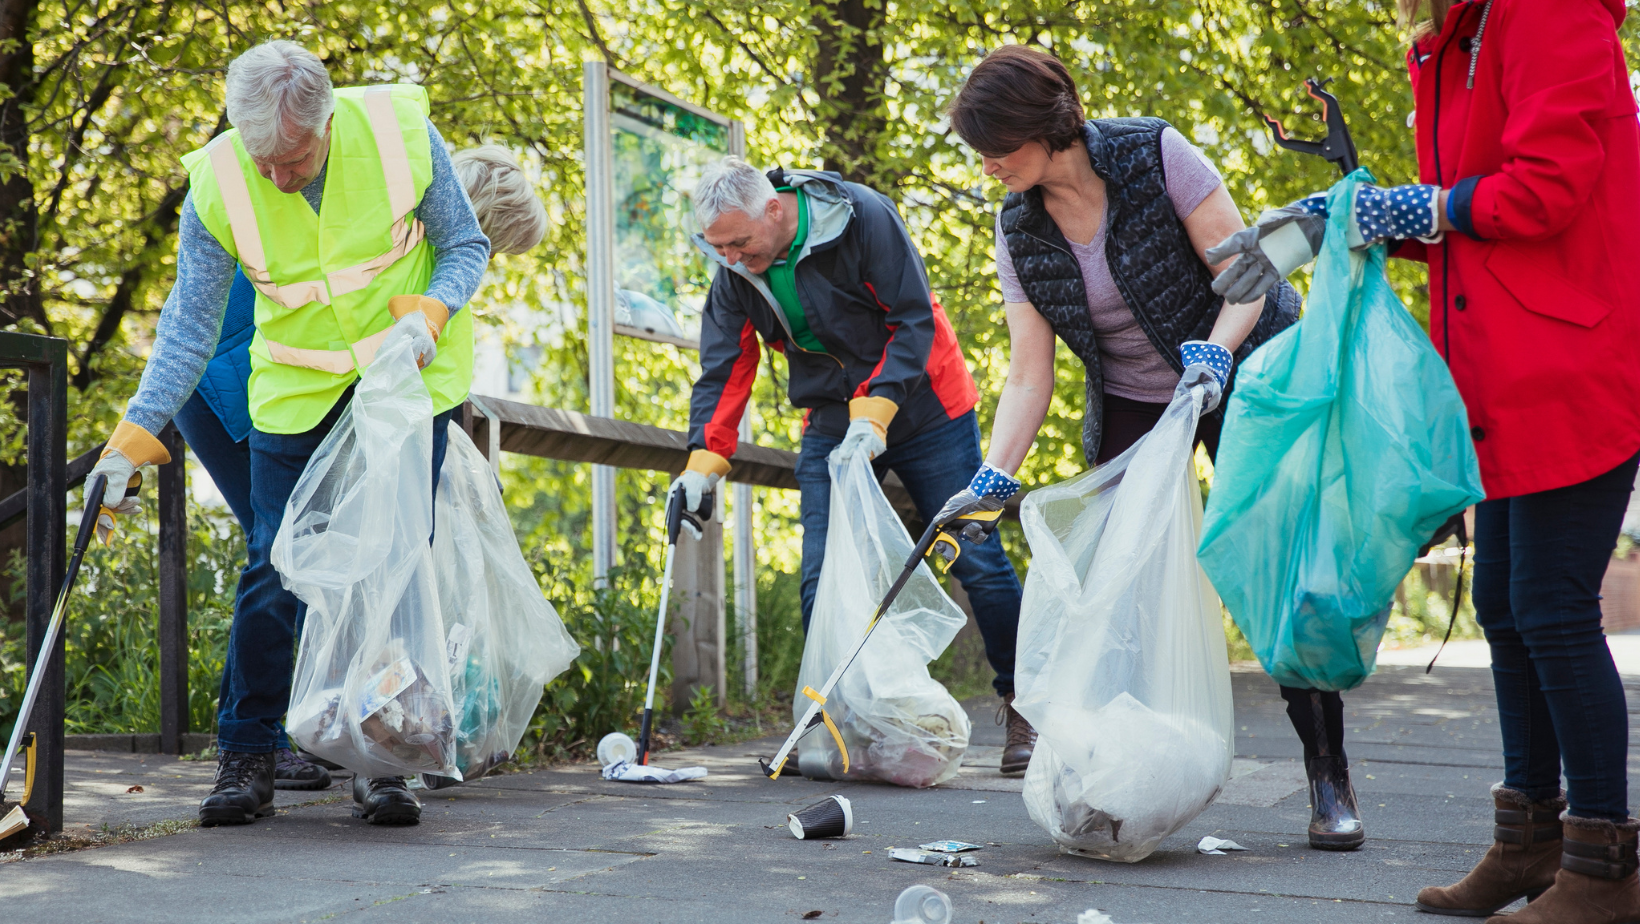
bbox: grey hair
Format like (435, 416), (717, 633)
(452, 145), (548, 255)
(692, 156), (777, 230)
(224, 41), (335, 158)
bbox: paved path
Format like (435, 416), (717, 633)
(6, 661), (1640, 924)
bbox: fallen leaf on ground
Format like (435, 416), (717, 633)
(801, 912), (822, 920)
(125, 785), (143, 794)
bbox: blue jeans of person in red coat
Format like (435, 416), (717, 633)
(1473, 452), (1638, 822)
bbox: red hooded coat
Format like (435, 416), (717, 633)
(1396, 0), (1640, 499)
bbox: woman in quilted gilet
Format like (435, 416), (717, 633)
(937, 45), (1368, 852)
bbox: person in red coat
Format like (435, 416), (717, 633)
(1209, 1), (1640, 920)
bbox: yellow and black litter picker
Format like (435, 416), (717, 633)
(1, 471), (138, 846)
(758, 491), (1005, 780)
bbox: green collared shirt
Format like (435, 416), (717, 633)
(761, 187), (825, 352)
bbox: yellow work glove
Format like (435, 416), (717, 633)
(87, 421), (171, 545)
(832, 396), (897, 464)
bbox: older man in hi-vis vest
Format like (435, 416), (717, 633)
(87, 41), (491, 827)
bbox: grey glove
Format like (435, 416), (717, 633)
(666, 470), (717, 541)
(86, 450), (140, 545)
(394, 311), (438, 369)
(1205, 204), (1326, 305)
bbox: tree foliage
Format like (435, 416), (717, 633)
(3, 2), (1637, 726)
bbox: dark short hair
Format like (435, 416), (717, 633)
(948, 45), (1086, 157)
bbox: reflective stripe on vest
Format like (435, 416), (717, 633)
(265, 327), (391, 375)
(208, 86), (427, 363)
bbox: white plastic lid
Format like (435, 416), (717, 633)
(596, 732), (637, 768)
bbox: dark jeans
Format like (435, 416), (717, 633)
(795, 410), (1024, 697)
(217, 386), (453, 753)
(173, 390), (254, 534)
(1473, 453), (1637, 821)
(1096, 390), (1344, 760)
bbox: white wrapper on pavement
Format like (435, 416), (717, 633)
(793, 453), (970, 788)
(1015, 384), (1234, 862)
(433, 422), (580, 780)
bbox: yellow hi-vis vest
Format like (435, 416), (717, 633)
(181, 84), (473, 434)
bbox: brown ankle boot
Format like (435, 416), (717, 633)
(1416, 785), (1565, 916)
(1485, 813), (1640, 924)
(997, 693), (1036, 776)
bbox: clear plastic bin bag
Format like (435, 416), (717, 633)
(431, 422), (580, 780)
(795, 453), (970, 788)
(1016, 385), (1234, 862)
(276, 326), (460, 779)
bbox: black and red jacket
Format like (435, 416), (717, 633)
(686, 168), (977, 458)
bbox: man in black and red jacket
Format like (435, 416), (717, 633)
(667, 156), (1036, 774)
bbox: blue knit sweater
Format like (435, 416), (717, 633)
(123, 119), (490, 435)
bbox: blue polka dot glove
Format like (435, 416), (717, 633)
(931, 464), (1019, 553)
(1350, 183), (1442, 248)
(966, 463), (1021, 501)
(1177, 340), (1232, 412)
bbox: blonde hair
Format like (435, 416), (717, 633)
(1398, 0), (1454, 39)
(452, 145), (548, 255)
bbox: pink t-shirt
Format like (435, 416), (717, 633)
(995, 127), (1224, 403)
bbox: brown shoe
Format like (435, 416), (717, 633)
(1416, 784), (1565, 916)
(1483, 812), (1640, 924)
(997, 693), (1036, 776)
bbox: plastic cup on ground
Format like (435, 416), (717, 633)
(597, 732), (637, 768)
(891, 885), (952, 924)
(787, 795), (853, 839)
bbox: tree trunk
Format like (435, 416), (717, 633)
(811, 0), (889, 189)
(0, 0), (40, 331)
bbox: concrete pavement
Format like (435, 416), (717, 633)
(5, 661), (1639, 924)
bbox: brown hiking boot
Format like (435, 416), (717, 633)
(997, 693), (1036, 776)
(1484, 813), (1640, 924)
(1416, 784), (1565, 916)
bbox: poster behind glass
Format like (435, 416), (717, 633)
(610, 81), (729, 345)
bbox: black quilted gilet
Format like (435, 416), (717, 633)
(999, 118), (1301, 463)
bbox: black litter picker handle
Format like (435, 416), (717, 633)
(1262, 77), (1360, 176)
(665, 483), (714, 544)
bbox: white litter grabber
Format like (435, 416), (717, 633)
(2, 472), (139, 843)
(632, 485), (713, 767)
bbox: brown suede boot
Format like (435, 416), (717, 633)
(1415, 784), (1565, 916)
(1485, 813), (1640, 924)
(997, 693), (1036, 777)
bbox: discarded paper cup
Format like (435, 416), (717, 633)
(597, 732), (637, 768)
(787, 794), (853, 839)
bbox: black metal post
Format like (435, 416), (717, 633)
(3, 331), (69, 834)
(157, 423), (188, 754)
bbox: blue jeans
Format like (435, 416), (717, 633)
(1473, 453), (1638, 821)
(795, 410), (1024, 696)
(217, 387), (453, 753)
(173, 390), (255, 534)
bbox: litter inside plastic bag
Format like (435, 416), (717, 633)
(278, 325), (579, 779)
(794, 453), (970, 788)
(432, 421), (580, 780)
(1015, 384), (1234, 862)
(1198, 169), (1485, 692)
(277, 326), (459, 779)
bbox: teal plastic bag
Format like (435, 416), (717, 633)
(1197, 170), (1485, 692)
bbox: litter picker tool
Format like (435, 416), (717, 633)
(1261, 77), (1359, 176)
(633, 484), (713, 767)
(759, 491), (1005, 780)
(2, 471), (140, 844)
